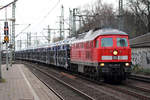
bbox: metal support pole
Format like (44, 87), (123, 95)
(73, 8), (77, 38)
(119, 0), (124, 30)
(35, 33), (38, 47)
(61, 5), (64, 39)
(43, 26), (51, 43)
(59, 16), (62, 40)
(79, 16), (82, 28)
(0, 42), (2, 79)
(48, 25), (50, 43)
(29, 32), (31, 47)
(6, 43), (9, 70)
(69, 9), (72, 36)
(5, 8), (9, 70)
(9, 22), (12, 67)
(12, 0), (16, 61)
(27, 33), (28, 48)
(20, 36), (22, 50)
(17, 40), (22, 50)
(59, 5), (65, 40)
(20, 40), (22, 50)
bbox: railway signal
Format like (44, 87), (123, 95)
(3, 21), (9, 43)
(3, 21), (9, 70)
(4, 22), (9, 35)
(4, 36), (9, 43)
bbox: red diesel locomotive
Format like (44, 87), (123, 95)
(70, 28), (131, 82)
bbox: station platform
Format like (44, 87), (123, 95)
(0, 64), (60, 100)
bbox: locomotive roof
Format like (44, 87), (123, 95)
(72, 28), (128, 44)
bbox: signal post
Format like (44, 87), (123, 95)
(4, 21), (9, 70)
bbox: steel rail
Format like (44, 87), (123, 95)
(26, 62), (95, 100)
(105, 84), (150, 100)
(129, 74), (150, 83)
(22, 61), (150, 100)
(25, 63), (65, 100)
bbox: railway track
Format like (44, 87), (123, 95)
(105, 84), (150, 100)
(129, 74), (150, 83)
(26, 65), (65, 100)
(22, 61), (150, 100)
(61, 66), (150, 100)
(24, 62), (95, 100)
(73, 75), (150, 100)
(126, 84), (150, 95)
(76, 73), (150, 100)
(56, 68), (150, 100)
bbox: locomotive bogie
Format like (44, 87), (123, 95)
(100, 62), (131, 80)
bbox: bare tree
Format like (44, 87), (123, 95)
(76, 0), (150, 38)
(127, 0), (150, 32)
(77, 0), (116, 33)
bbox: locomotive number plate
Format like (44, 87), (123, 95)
(112, 56), (118, 60)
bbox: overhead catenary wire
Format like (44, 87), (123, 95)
(15, 24), (31, 38)
(34, 0), (61, 43)
(27, 0), (61, 34)
(44, 0), (61, 19)
(0, 0), (18, 10)
(31, 0), (61, 27)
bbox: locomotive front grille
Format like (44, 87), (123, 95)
(108, 64), (123, 73)
(101, 63), (124, 73)
(108, 63), (121, 67)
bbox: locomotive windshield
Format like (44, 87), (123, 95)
(117, 38), (128, 47)
(101, 38), (113, 47)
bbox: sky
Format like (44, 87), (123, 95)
(16, 0), (96, 32)
(15, 0), (117, 32)
(0, 0), (119, 49)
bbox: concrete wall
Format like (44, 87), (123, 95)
(132, 48), (150, 68)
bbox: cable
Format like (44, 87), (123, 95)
(0, 0), (18, 10)
(29, 0), (61, 33)
(41, 30), (50, 41)
(43, 0), (60, 19)
(36, 0), (61, 24)
(15, 24), (31, 38)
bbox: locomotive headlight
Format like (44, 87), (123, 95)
(100, 63), (105, 67)
(125, 63), (130, 66)
(113, 50), (118, 55)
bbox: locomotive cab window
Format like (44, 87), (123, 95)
(101, 38), (113, 47)
(95, 40), (99, 48)
(117, 38), (128, 47)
